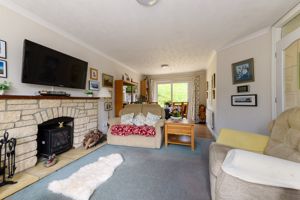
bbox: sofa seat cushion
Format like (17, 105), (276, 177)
(111, 125), (156, 137)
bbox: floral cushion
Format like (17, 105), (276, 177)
(133, 113), (146, 126)
(120, 113), (134, 125)
(145, 112), (161, 126)
(111, 125), (156, 137)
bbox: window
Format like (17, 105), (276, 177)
(157, 82), (189, 106)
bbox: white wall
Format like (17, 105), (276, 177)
(0, 6), (142, 132)
(206, 52), (217, 136)
(215, 31), (272, 135)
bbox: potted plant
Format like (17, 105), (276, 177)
(0, 81), (11, 95)
(170, 107), (182, 120)
(85, 90), (93, 97)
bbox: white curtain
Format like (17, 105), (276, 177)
(189, 78), (196, 121)
(149, 79), (155, 102)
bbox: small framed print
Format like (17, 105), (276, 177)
(0, 60), (7, 78)
(102, 73), (114, 88)
(231, 94), (257, 107)
(89, 80), (100, 91)
(90, 67), (98, 80)
(212, 73), (216, 88)
(0, 40), (7, 59)
(237, 85), (249, 93)
(104, 102), (113, 111)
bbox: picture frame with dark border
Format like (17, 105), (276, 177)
(0, 40), (7, 59)
(89, 80), (100, 91)
(102, 73), (113, 88)
(89, 67), (98, 80)
(232, 58), (254, 84)
(237, 85), (249, 93)
(212, 73), (216, 88)
(231, 94), (257, 106)
(104, 102), (113, 111)
(0, 59), (7, 78)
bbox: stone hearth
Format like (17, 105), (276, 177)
(0, 97), (99, 173)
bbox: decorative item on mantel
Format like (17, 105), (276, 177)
(0, 131), (17, 187)
(85, 90), (94, 97)
(0, 80), (11, 95)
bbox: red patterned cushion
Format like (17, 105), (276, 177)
(111, 125), (156, 137)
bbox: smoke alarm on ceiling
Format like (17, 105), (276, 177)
(137, 0), (159, 6)
(161, 64), (169, 69)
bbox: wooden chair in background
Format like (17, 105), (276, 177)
(199, 104), (206, 123)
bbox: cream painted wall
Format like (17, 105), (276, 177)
(206, 53), (217, 136)
(0, 6), (142, 132)
(215, 31), (272, 135)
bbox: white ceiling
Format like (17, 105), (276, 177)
(6, 0), (300, 74)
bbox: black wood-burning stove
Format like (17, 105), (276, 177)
(38, 117), (74, 158)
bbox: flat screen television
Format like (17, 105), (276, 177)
(22, 39), (88, 89)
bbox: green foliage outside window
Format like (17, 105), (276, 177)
(157, 83), (188, 107)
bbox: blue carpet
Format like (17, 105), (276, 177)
(8, 138), (212, 200)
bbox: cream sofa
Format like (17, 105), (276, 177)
(107, 104), (165, 149)
(209, 107), (300, 200)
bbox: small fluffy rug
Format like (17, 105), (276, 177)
(48, 154), (123, 200)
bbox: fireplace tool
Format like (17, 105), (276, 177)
(0, 131), (17, 187)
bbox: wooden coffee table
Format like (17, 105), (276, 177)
(164, 119), (195, 151)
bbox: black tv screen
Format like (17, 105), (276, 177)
(22, 40), (88, 89)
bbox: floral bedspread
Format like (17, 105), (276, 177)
(111, 125), (156, 137)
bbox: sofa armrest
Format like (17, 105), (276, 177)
(108, 117), (121, 126)
(222, 149), (300, 190)
(155, 119), (165, 128)
(217, 128), (269, 153)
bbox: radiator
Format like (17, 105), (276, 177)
(206, 109), (214, 129)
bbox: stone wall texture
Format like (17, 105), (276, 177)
(0, 98), (98, 173)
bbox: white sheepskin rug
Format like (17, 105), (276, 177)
(48, 153), (123, 200)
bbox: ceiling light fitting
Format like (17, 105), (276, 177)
(161, 64), (169, 69)
(137, 0), (159, 7)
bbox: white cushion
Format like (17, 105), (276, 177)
(133, 113), (145, 126)
(120, 113), (134, 125)
(222, 149), (300, 190)
(145, 112), (160, 127)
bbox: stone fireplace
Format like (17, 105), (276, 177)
(0, 96), (99, 173)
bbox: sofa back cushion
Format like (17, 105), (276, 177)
(265, 107), (300, 163)
(120, 104), (142, 116)
(142, 104), (165, 119)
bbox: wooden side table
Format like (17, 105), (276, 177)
(164, 119), (195, 151)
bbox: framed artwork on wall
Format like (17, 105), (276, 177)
(89, 80), (100, 91)
(212, 73), (216, 88)
(89, 67), (98, 80)
(231, 94), (257, 106)
(102, 73), (113, 88)
(232, 58), (254, 84)
(104, 102), (113, 111)
(0, 40), (7, 59)
(237, 85), (249, 93)
(0, 60), (7, 78)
